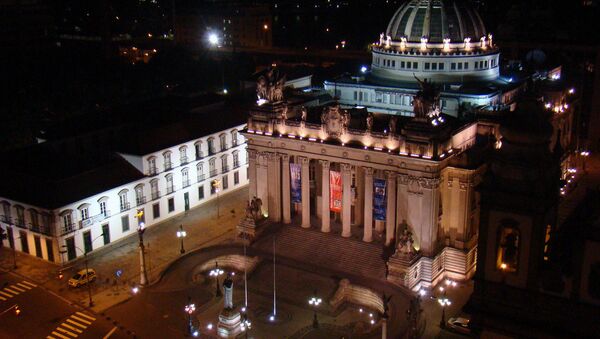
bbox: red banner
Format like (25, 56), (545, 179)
(330, 171), (342, 212)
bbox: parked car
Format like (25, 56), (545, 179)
(447, 317), (471, 335)
(68, 268), (97, 287)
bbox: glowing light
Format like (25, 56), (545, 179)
(257, 98), (268, 106)
(420, 37), (428, 51)
(359, 308), (363, 313)
(360, 66), (368, 73)
(488, 34), (493, 47)
(263, 24), (269, 30)
(443, 38), (451, 52)
(208, 33), (219, 46)
(500, 263), (507, 270)
(480, 36), (487, 50)
(265, 132), (273, 136)
(374, 147), (383, 151)
(400, 37), (407, 50)
(207, 323), (213, 330)
(288, 134), (296, 139)
(569, 88), (575, 94)
(132, 287), (139, 294)
(269, 315), (275, 321)
(419, 289), (427, 296)
(370, 319), (375, 325)
(247, 129), (255, 133)
(308, 137), (317, 142)
(545, 103), (552, 109)
(464, 37), (471, 51)
(223, 88), (228, 94)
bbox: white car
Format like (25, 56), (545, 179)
(447, 317), (470, 335)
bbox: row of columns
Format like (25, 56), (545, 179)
(249, 151), (399, 245)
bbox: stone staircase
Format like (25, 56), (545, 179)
(254, 225), (386, 280)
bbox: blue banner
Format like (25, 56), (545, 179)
(290, 163), (302, 203)
(373, 178), (387, 221)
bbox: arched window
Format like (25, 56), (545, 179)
(219, 133), (227, 152)
(197, 162), (205, 182)
(59, 209), (74, 233)
(194, 141), (203, 160)
(28, 209), (39, 228)
(207, 137), (216, 155)
(496, 220), (520, 273)
(166, 173), (175, 194)
(147, 156), (157, 175)
(221, 154), (229, 173)
(14, 205), (24, 227)
(179, 145), (188, 164)
(118, 189), (130, 211)
(150, 179), (160, 200)
(163, 151), (173, 170)
(209, 158), (217, 177)
(231, 129), (238, 147)
(135, 184), (146, 206)
(182, 167), (190, 187)
(97, 196), (109, 218)
(1, 201), (11, 223)
(232, 150), (240, 168)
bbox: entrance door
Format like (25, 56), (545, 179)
(102, 224), (110, 245)
(19, 231), (29, 254)
(7, 227), (14, 249)
(34, 236), (42, 258)
(66, 237), (76, 261)
(83, 230), (92, 253)
(46, 238), (54, 262)
(184, 192), (190, 211)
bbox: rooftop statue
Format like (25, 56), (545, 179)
(413, 75), (441, 120)
(257, 68), (286, 103)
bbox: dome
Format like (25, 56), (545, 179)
(386, 0), (486, 43)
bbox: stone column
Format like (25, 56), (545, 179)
(281, 154), (291, 224)
(320, 160), (330, 233)
(267, 153), (282, 222)
(385, 171), (397, 246)
(301, 156), (311, 228)
(363, 167), (374, 242)
(247, 149), (258, 201)
(341, 163), (352, 237)
(256, 152), (269, 216)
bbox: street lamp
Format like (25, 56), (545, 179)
(241, 314), (252, 339)
(185, 297), (196, 336)
(60, 233), (103, 308)
(136, 209), (149, 286)
(212, 179), (221, 218)
(308, 290), (322, 328)
(208, 32), (219, 46)
(176, 224), (187, 254)
(209, 261), (224, 297)
(438, 296), (451, 328)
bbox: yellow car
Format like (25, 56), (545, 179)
(68, 269), (97, 287)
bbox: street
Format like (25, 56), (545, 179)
(0, 270), (122, 339)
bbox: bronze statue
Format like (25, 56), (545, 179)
(256, 68), (286, 103)
(413, 75), (440, 120)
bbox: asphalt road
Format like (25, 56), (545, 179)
(0, 270), (125, 339)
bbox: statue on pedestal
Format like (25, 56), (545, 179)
(389, 116), (397, 135)
(217, 273), (242, 338)
(256, 68), (286, 103)
(245, 196), (263, 221)
(412, 75), (440, 121)
(223, 273), (234, 310)
(396, 221), (416, 256)
(366, 112), (374, 132)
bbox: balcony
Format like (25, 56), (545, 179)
(208, 148), (216, 156)
(148, 166), (158, 176)
(120, 202), (131, 212)
(151, 191), (161, 200)
(15, 218), (26, 229)
(220, 144), (228, 152)
(0, 215), (11, 223)
(222, 165), (230, 174)
(209, 169), (218, 177)
(195, 152), (203, 160)
(233, 161), (240, 169)
(29, 223), (53, 236)
(182, 179), (190, 188)
(164, 162), (173, 171)
(197, 174), (206, 182)
(167, 185), (175, 194)
(93, 211), (111, 222)
(62, 223), (77, 235)
(180, 156), (189, 165)
(136, 196), (147, 206)
(79, 218), (93, 228)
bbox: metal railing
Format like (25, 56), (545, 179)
(209, 169), (218, 177)
(136, 196), (147, 206)
(195, 152), (203, 160)
(167, 185), (175, 194)
(222, 165), (230, 173)
(148, 167), (158, 176)
(180, 156), (189, 165)
(182, 179), (190, 188)
(151, 191), (161, 200)
(220, 144), (228, 152)
(0, 215), (11, 223)
(93, 211), (110, 222)
(208, 148), (216, 156)
(164, 162), (173, 171)
(197, 174), (206, 182)
(62, 223), (77, 235)
(233, 161), (240, 169)
(120, 202), (131, 212)
(79, 218), (93, 228)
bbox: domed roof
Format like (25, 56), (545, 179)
(386, 0), (487, 43)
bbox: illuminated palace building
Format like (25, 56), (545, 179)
(244, 0), (575, 291)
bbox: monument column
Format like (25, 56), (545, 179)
(341, 163), (352, 237)
(320, 160), (331, 233)
(385, 171), (397, 246)
(267, 153), (282, 222)
(363, 167), (374, 242)
(281, 154), (291, 224)
(301, 156), (311, 228)
(247, 149), (258, 201)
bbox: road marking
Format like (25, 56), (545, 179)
(4, 287), (19, 295)
(16, 282), (32, 290)
(102, 326), (118, 339)
(71, 315), (92, 325)
(66, 319), (87, 329)
(21, 280), (37, 287)
(56, 327), (78, 338)
(51, 331), (70, 339)
(10, 285), (26, 292)
(61, 323), (82, 333)
(0, 290), (12, 298)
(75, 312), (96, 321)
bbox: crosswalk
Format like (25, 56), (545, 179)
(0, 280), (37, 301)
(47, 312), (96, 339)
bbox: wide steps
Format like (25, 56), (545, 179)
(256, 225), (386, 279)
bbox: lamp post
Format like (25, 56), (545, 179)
(212, 180), (221, 218)
(136, 209), (149, 286)
(241, 314), (252, 339)
(308, 290), (322, 328)
(184, 297), (196, 336)
(209, 261), (224, 297)
(437, 279), (455, 328)
(61, 233), (103, 308)
(176, 224), (187, 254)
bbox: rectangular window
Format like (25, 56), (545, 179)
(391, 60), (395, 67)
(20, 231), (29, 254)
(432, 63), (437, 70)
(222, 175), (229, 190)
(121, 215), (130, 232)
(458, 63), (463, 70)
(485, 60), (488, 68)
(46, 238), (54, 262)
(401, 61), (405, 68)
(424, 62), (430, 70)
(34, 236), (42, 258)
(168, 198), (175, 212)
(451, 63), (456, 70)
(234, 171), (240, 185)
(198, 185), (205, 200)
(81, 207), (89, 220)
(474, 61), (479, 69)
(353, 91), (358, 100)
(100, 201), (107, 217)
(464, 62), (469, 69)
(439, 63), (444, 70)
(406, 62), (411, 69)
(412, 62), (417, 69)
(152, 203), (160, 219)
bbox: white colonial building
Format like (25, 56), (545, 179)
(0, 102), (248, 264)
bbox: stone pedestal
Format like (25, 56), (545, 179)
(387, 252), (419, 288)
(237, 216), (266, 244)
(217, 308), (242, 338)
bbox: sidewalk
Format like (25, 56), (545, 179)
(0, 186), (249, 312)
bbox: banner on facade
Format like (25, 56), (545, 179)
(373, 178), (387, 221)
(330, 171), (342, 212)
(290, 163), (302, 203)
